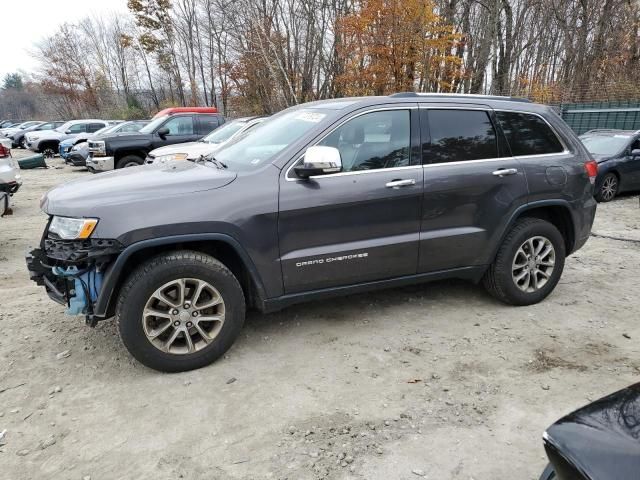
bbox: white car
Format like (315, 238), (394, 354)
(0, 138), (21, 216)
(145, 116), (265, 164)
(0, 121), (42, 138)
(25, 119), (108, 157)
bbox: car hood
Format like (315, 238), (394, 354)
(592, 153), (615, 163)
(29, 130), (64, 141)
(149, 141), (220, 159)
(544, 383), (640, 480)
(41, 161), (237, 216)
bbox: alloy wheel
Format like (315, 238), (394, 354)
(511, 236), (556, 293)
(142, 278), (225, 355)
(42, 148), (55, 159)
(600, 175), (618, 201)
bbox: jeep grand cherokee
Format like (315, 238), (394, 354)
(27, 93), (597, 372)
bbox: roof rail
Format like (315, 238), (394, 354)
(389, 92), (532, 103)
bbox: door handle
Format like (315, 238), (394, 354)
(492, 168), (518, 177)
(385, 179), (416, 188)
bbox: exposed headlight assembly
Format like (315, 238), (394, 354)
(49, 216), (98, 240)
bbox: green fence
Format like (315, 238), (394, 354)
(559, 100), (640, 135)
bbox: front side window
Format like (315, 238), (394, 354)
(163, 116), (194, 135)
(496, 111), (564, 156)
(425, 110), (498, 164)
(319, 110), (411, 171)
(68, 123), (86, 134)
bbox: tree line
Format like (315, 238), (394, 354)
(2, 0), (639, 120)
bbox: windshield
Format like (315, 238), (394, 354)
(139, 116), (168, 134)
(202, 120), (246, 144)
(55, 121), (74, 133)
(215, 109), (329, 171)
(581, 135), (631, 155)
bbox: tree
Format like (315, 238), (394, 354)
(336, 0), (462, 96)
(2, 73), (24, 91)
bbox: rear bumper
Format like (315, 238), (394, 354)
(570, 196), (597, 253)
(86, 156), (114, 172)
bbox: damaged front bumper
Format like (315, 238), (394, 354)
(26, 236), (123, 325)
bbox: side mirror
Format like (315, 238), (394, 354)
(65, 130), (72, 134)
(157, 127), (170, 138)
(631, 149), (640, 158)
(294, 146), (342, 179)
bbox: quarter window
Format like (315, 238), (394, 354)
(319, 110), (411, 172)
(163, 116), (194, 135)
(496, 111), (564, 156)
(425, 110), (498, 163)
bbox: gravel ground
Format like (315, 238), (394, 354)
(1, 151), (639, 480)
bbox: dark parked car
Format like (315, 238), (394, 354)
(10, 121), (64, 148)
(540, 383), (640, 480)
(579, 129), (640, 202)
(27, 93), (596, 372)
(86, 111), (225, 171)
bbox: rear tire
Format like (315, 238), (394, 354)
(116, 155), (143, 169)
(483, 218), (565, 306)
(595, 172), (618, 202)
(116, 250), (245, 372)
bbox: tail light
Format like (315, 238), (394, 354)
(0, 144), (10, 158)
(584, 160), (597, 184)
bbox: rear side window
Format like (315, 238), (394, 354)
(198, 115), (220, 135)
(425, 110), (498, 163)
(496, 111), (564, 156)
(87, 123), (105, 133)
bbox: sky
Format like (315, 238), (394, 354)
(0, 0), (129, 80)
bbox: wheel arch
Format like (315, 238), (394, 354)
(495, 201), (576, 260)
(95, 234), (267, 318)
(38, 139), (60, 153)
(114, 149), (147, 162)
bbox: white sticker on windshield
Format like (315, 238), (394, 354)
(296, 112), (326, 123)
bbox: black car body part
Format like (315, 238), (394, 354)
(541, 383), (640, 480)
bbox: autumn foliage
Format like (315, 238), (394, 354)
(336, 0), (462, 96)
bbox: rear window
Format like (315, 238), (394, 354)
(496, 111), (564, 156)
(425, 109), (499, 163)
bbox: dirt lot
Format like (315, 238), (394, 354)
(1, 151), (639, 480)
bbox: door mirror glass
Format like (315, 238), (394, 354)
(157, 126), (170, 138)
(294, 146), (342, 179)
(631, 148), (640, 157)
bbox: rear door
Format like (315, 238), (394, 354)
(278, 105), (423, 293)
(196, 115), (221, 136)
(418, 105), (528, 273)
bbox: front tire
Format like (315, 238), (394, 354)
(483, 218), (565, 306)
(595, 172), (618, 202)
(116, 155), (143, 169)
(116, 250), (245, 372)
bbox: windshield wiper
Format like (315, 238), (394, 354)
(197, 154), (227, 169)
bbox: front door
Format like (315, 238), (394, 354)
(418, 106), (529, 273)
(278, 106), (423, 293)
(153, 115), (199, 148)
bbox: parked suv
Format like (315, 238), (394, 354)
(87, 112), (225, 171)
(26, 94), (597, 372)
(11, 121), (64, 148)
(26, 120), (108, 157)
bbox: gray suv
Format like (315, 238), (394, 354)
(26, 93), (597, 372)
